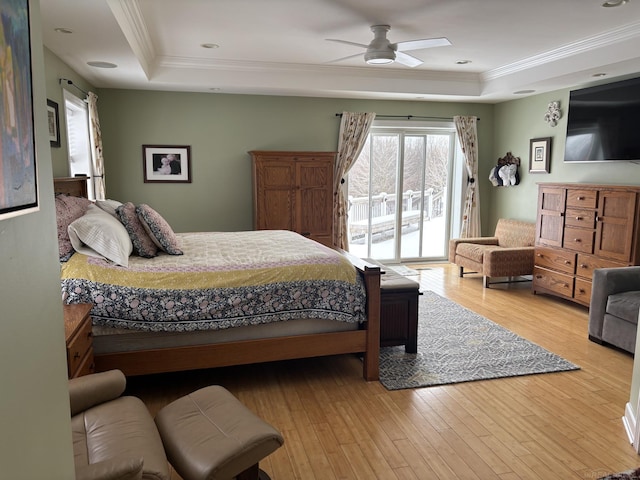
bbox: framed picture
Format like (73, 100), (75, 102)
(47, 99), (60, 147)
(143, 145), (192, 183)
(529, 137), (551, 174)
(0, 0), (38, 220)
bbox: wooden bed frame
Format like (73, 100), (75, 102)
(54, 177), (381, 381)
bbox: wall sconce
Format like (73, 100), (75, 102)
(544, 101), (562, 127)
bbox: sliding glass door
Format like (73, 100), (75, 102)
(347, 125), (454, 263)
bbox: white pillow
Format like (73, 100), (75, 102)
(95, 198), (123, 218)
(68, 204), (133, 267)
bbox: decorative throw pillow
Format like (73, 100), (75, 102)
(136, 204), (183, 255)
(55, 194), (92, 261)
(68, 204), (133, 267)
(116, 202), (158, 258)
(95, 198), (123, 218)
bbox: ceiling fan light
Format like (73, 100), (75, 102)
(366, 58), (394, 65)
(365, 50), (395, 65)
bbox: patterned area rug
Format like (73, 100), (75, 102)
(598, 468), (640, 479)
(379, 291), (580, 390)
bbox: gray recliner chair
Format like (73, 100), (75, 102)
(589, 266), (640, 354)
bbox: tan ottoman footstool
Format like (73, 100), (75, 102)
(155, 385), (284, 480)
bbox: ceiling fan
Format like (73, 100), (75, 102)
(327, 25), (451, 67)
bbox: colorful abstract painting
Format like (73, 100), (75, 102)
(0, 0), (37, 219)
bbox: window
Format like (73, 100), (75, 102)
(63, 89), (94, 199)
(347, 120), (463, 263)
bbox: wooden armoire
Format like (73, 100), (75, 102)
(532, 183), (640, 306)
(250, 151), (336, 248)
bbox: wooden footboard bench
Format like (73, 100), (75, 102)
(365, 259), (420, 353)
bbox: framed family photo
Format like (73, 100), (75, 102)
(142, 145), (192, 183)
(529, 137), (551, 174)
(0, 0), (38, 220)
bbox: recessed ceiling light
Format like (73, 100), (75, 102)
(514, 89), (536, 94)
(592, 72), (607, 77)
(201, 43), (220, 49)
(455, 60), (471, 65)
(602, 0), (628, 7)
(87, 61), (117, 69)
(54, 27), (73, 34)
(209, 88), (221, 92)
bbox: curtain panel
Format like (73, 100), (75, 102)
(87, 92), (106, 200)
(333, 112), (376, 250)
(454, 115), (481, 238)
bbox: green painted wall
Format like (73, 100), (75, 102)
(96, 90), (494, 233)
(0, 2), (75, 478)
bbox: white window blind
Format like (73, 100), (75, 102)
(63, 89), (94, 199)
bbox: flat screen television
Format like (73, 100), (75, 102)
(564, 75), (640, 162)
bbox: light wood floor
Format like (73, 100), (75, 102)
(126, 263), (638, 480)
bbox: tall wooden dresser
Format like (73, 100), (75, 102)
(532, 183), (640, 306)
(250, 151), (336, 248)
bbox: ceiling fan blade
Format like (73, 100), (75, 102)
(326, 38), (368, 49)
(395, 37), (452, 52)
(326, 52), (365, 64)
(395, 51), (423, 68)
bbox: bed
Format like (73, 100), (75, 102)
(54, 177), (381, 380)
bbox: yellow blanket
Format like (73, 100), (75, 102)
(62, 230), (367, 332)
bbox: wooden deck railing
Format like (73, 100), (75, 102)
(348, 189), (444, 240)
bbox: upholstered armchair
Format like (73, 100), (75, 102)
(449, 218), (536, 288)
(589, 266), (640, 354)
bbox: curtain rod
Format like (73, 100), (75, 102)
(59, 78), (88, 97)
(334, 113), (480, 121)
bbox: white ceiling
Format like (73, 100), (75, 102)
(40, 0), (640, 103)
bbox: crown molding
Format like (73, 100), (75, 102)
(484, 21), (640, 82)
(107, 0), (156, 79)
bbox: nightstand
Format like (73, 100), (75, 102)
(63, 303), (95, 378)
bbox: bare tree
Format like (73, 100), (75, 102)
(349, 132), (450, 198)
(424, 135), (449, 194)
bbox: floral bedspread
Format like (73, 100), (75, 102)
(61, 230), (367, 332)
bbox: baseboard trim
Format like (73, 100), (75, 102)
(623, 401), (636, 447)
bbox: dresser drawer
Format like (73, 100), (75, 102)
(67, 318), (93, 377)
(564, 208), (596, 229)
(574, 278), (592, 306)
(534, 247), (575, 274)
(533, 266), (574, 298)
(566, 189), (597, 209)
(563, 227), (594, 253)
(575, 254), (627, 280)
(74, 348), (95, 377)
